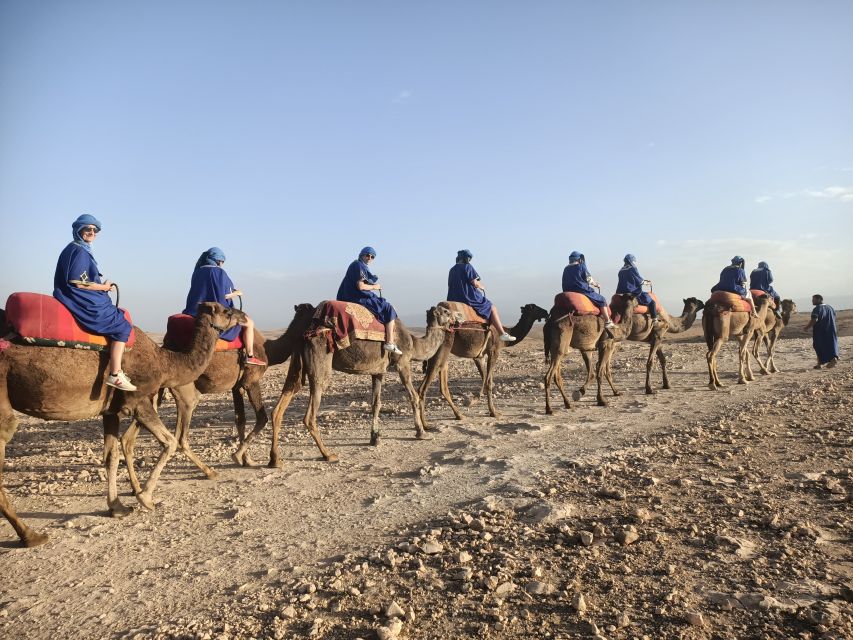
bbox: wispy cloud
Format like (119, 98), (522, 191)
(754, 195), (772, 204)
(754, 185), (853, 204)
(393, 89), (413, 104)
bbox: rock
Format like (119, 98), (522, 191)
(457, 551), (472, 563)
(616, 529), (640, 546)
(421, 541), (444, 555)
(572, 592), (587, 613)
(685, 611), (705, 626)
(579, 531), (594, 546)
(526, 580), (555, 596)
(280, 605), (297, 619)
(385, 601), (405, 618)
(453, 568), (473, 581)
(375, 626), (397, 640)
(616, 611), (630, 627)
(495, 581), (516, 596)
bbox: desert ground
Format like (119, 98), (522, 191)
(1, 309), (851, 640)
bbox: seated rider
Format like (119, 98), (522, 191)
(336, 246), (403, 356)
(447, 249), (516, 342)
(616, 254), (662, 325)
(749, 261), (782, 319)
(562, 251), (616, 330)
(53, 214), (137, 391)
(711, 256), (758, 318)
(183, 247), (265, 366)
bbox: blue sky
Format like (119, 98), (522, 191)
(2, 1), (851, 330)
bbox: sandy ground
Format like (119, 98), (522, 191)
(1, 310), (850, 639)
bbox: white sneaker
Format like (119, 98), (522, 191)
(604, 321), (616, 330)
(499, 333), (516, 342)
(106, 370), (137, 391)
(384, 343), (403, 356)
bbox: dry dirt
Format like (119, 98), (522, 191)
(1, 310), (851, 640)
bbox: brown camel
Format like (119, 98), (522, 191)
(543, 295), (637, 414)
(594, 297), (705, 396)
(120, 304), (316, 495)
(703, 295), (771, 389)
(417, 303), (548, 424)
(0, 302), (246, 547)
(268, 304), (456, 465)
(750, 298), (797, 374)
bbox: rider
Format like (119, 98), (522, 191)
(447, 249), (515, 342)
(336, 246), (403, 356)
(711, 256), (758, 318)
(749, 261), (782, 319)
(183, 247), (265, 366)
(562, 251), (616, 330)
(53, 214), (137, 390)
(616, 254), (661, 325)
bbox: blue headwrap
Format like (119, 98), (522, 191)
(457, 249), (473, 263)
(569, 251), (584, 264)
(359, 246), (377, 259)
(731, 255), (744, 267)
(758, 261), (769, 269)
(71, 214), (102, 255)
(194, 247), (226, 270)
(624, 253), (636, 266)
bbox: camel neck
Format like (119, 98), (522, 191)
(506, 312), (538, 346)
(159, 317), (222, 388)
(411, 323), (449, 361)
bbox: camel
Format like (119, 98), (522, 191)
(120, 304), (316, 495)
(703, 295), (771, 389)
(417, 303), (548, 424)
(750, 298), (797, 374)
(593, 297), (705, 396)
(267, 304), (456, 465)
(543, 295), (637, 414)
(0, 302), (246, 547)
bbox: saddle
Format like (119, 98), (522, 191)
(750, 289), (776, 309)
(441, 301), (489, 331)
(553, 292), (601, 316)
(4, 292), (136, 351)
(164, 314), (242, 351)
(306, 300), (386, 351)
(709, 291), (753, 313)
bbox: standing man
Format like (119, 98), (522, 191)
(803, 294), (839, 369)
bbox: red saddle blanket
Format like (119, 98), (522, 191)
(709, 291), (753, 313)
(306, 300), (386, 351)
(750, 289), (776, 309)
(4, 292), (135, 350)
(164, 314), (242, 351)
(609, 292), (665, 317)
(553, 292), (601, 316)
(441, 301), (489, 329)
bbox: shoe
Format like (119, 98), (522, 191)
(243, 355), (266, 366)
(604, 321), (616, 330)
(106, 370), (137, 391)
(813, 364), (822, 370)
(499, 333), (516, 342)
(827, 358), (838, 369)
(385, 343), (403, 356)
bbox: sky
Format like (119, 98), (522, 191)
(1, 1), (852, 330)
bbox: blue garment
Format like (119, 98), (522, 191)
(562, 263), (606, 307)
(194, 247), (226, 270)
(336, 259), (398, 324)
(53, 242), (132, 342)
(749, 266), (778, 299)
(447, 263), (493, 318)
(811, 304), (839, 365)
(711, 265), (748, 297)
(616, 265), (656, 317)
(183, 265), (241, 341)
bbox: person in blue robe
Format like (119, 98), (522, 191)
(711, 256), (758, 317)
(336, 247), (402, 355)
(804, 294), (839, 368)
(447, 250), (515, 342)
(53, 214), (137, 390)
(749, 261), (782, 318)
(615, 254), (660, 323)
(562, 251), (615, 329)
(183, 247), (265, 366)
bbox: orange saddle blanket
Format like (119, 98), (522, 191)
(307, 300), (386, 351)
(164, 314), (242, 351)
(441, 301), (489, 329)
(553, 292), (601, 316)
(4, 292), (135, 351)
(750, 289), (777, 309)
(609, 292), (665, 316)
(709, 291), (753, 313)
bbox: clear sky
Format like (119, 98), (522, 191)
(2, 1), (851, 330)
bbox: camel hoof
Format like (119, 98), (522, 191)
(571, 390), (583, 402)
(415, 430), (432, 441)
(370, 433), (380, 446)
(323, 454), (340, 463)
(545, 408), (554, 415)
(136, 492), (156, 511)
(597, 400), (608, 407)
(268, 459), (284, 470)
(109, 501), (134, 519)
(645, 388), (656, 395)
(662, 383), (671, 390)
(22, 530), (50, 548)
(204, 469), (219, 480)
(422, 424), (437, 433)
(490, 412), (503, 419)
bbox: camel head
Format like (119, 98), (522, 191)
(293, 302), (316, 320)
(521, 303), (549, 323)
(781, 299), (796, 314)
(683, 297), (705, 313)
(426, 305), (457, 330)
(195, 301), (248, 333)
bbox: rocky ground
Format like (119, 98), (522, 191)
(1, 310), (850, 640)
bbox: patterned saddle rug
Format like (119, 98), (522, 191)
(4, 292), (136, 351)
(709, 291), (753, 313)
(164, 314), (243, 351)
(441, 301), (489, 331)
(750, 289), (776, 309)
(306, 300), (386, 351)
(609, 292), (665, 317)
(553, 292), (601, 316)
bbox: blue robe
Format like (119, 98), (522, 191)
(562, 263), (606, 307)
(811, 304), (839, 364)
(336, 259), (398, 324)
(711, 265), (748, 297)
(447, 263), (493, 318)
(616, 265), (656, 315)
(183, 265), (241, 341)
(53, 242), (132, 342)
(749, 267), (778, 299)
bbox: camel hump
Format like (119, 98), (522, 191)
(165, 313), (242, 352)
(441, 301), (488, 325)
(749, 289), (776, 308)
(709, 291), (752, 313)
(308, 301), (386, 351)
(4, 292), (136, 350)
(554, 292), (600, 316)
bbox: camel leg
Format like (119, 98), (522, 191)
(575, 350), (593, 399)
(104, 413), (133, 518)
(602, 342), (620, 398)
(595, 342), (614, 407)
(645, 340), (658, 394)
(751, 332), (770, 375)
(656, 346), (670, 390)
(133, 401), (178, 511)
(269, 352), (303, 468)
(707, 338), (725, 390)
(120, 417), (144, 497)
(232, 383), (266, 467)
(767, 331), (780, 373)
(483, 352), (501, 418)
(233, 387), (247, 444)
(370, 373), (383, 445)
(398, 365), (430, 440)
(302, 360), (338, 462)
(473, 355), (487, 403)
(438, 363), (464, 420)
(738, 332), (754, 383)
(169, 384), (219, 480)
(544, 355), (558, 415)
(553, 357), (573, 411)
(417, 346), (450, 430)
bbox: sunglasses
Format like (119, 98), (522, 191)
(81, 226), (99, 234)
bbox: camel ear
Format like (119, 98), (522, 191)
(196, 302), (216, 317)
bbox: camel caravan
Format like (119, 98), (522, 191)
(0, 220), (813, 547)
